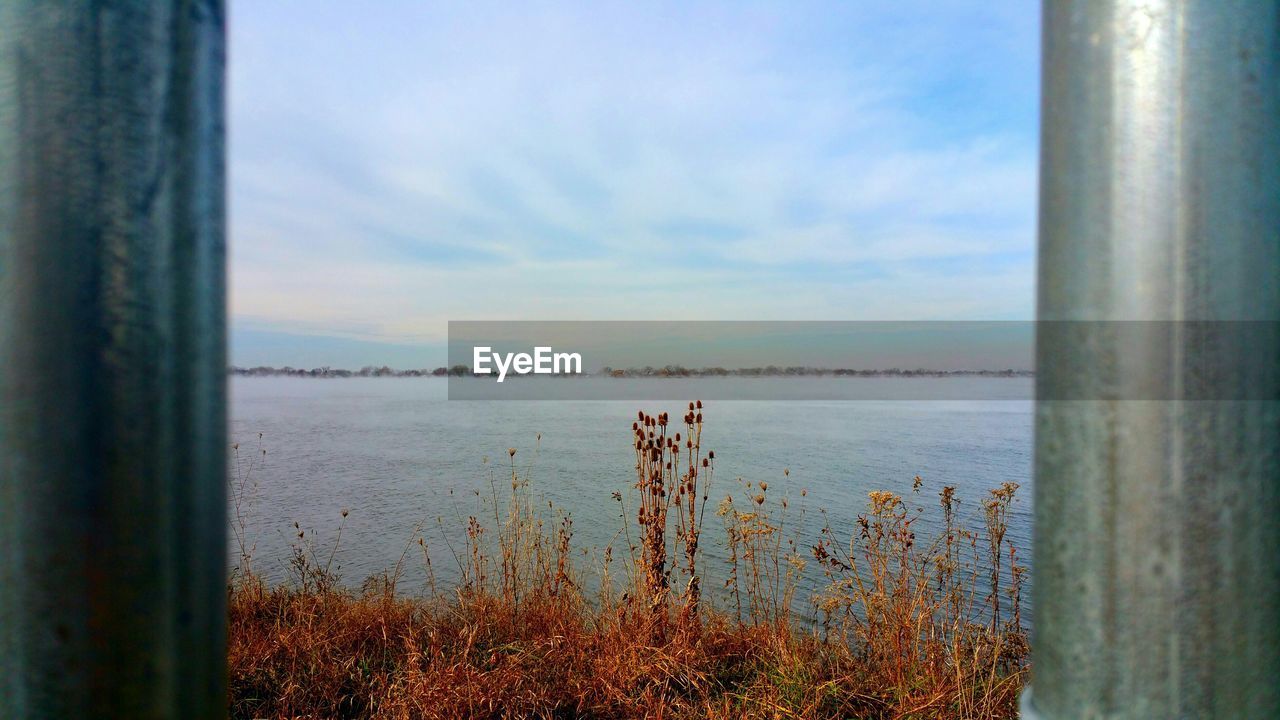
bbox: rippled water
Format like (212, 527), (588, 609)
(230, 376), (1033, 617)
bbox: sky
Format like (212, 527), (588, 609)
(228, 1), (1040, 369)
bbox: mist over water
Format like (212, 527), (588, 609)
(230, 376), (1033, 618)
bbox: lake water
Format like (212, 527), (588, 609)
(230, 376), (1033, 617)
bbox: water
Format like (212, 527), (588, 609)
(230, 376), (1033, 616)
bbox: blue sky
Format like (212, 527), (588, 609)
(229, 1), (1040, 368)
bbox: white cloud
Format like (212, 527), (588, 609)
(228, 1), (1040, 350)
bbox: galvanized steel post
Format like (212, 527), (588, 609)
(0, 1), (227, 717)
(1027, 1), (1279, 718)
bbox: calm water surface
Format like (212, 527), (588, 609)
(230, 377), (1033, 616)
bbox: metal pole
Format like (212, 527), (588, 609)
(0, 2), (227, 717)
(1027, 1), (1279, 718)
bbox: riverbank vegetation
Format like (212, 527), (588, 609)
(229, 364), (1032, 379)
(227, 404), (1027, 719)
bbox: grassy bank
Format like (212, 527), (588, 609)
(228, 404), (1027, 719)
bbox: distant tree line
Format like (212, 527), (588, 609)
(230, 365), (1032, 378)
(230, 365), (472, 378)
(598, 365), (1031, 377)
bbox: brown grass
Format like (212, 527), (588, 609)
(228, 403), (1028, 719)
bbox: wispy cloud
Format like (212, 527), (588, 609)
(229, 0), (1039, 365)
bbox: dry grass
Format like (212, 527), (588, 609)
(228, 403), (1028, 719)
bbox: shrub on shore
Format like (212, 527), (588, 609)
(228, 403), (1027, 719)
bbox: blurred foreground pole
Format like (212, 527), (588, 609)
(1027, 1), (1279, 719)
(0, 2), (227, 718)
